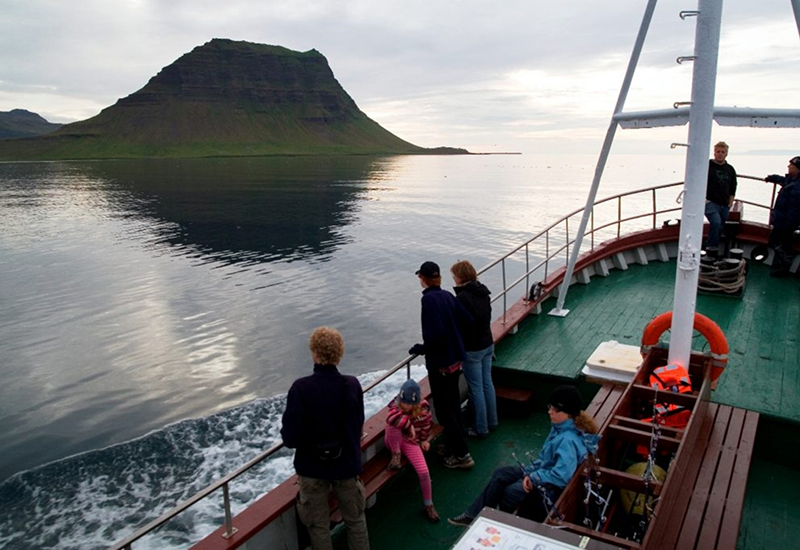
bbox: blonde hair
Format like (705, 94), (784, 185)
(714, 141), (729, 151)
(451, 260), (478, 283)
(309, 326), (345, 365)
(573, 411), (599, 434)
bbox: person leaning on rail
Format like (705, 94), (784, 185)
(764, 156), (800, 278)
(280, 327), (369, 550)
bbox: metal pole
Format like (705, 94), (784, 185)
(792, 0), (800, 39)
(668, 0), (723, 368)
(550, 0), (659, 316)
(222, 483), (238, 539)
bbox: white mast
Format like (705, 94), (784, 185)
(667, 0), (723, 368)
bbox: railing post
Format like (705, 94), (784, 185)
(590, 209), (595, 250)
(501, 259), (508, 323)
(652, 189), (657, 229)
(545, 230), (550, 281)
(617, 196), (622, 238)
(565, 218), (570, 262)
(524, 244), (530, 301)
(222, 482), (238, 539)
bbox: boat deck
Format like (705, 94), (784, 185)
(340, 259), (800, 550)
(494, 259), (800, 423)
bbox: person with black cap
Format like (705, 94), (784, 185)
(409, 260), (475, 470)
(448, 386), (600, 527)
(765, 156), (800, 277)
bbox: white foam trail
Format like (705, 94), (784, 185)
(0, 365), (428, 550)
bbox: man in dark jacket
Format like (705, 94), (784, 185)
(705, 141), (737, 250)
(409, 261), (474, 469)
(281, 327), (369, 550)
(765, 156), (800, 277)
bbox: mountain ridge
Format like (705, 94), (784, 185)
(0, 39), (467, 160)
(0, 109), (62, 140)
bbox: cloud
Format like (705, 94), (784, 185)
(1, 0), (798, 152)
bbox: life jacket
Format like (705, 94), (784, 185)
(645, 364), (693, 428)
(637, 364), (693, 457)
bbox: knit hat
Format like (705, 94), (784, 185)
(399, 379), (421, 405)
(790, 156), (800, 170)
(548, 385), (583, 416)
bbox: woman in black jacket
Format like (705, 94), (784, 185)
(451, 260), (498, 438)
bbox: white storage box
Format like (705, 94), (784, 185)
(582, 340), (642, 384)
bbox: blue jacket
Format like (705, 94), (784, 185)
(280, 364), (365, 480)
(414, 286), (471, 371)
(766, 173), (800, 230)
(523, 418), (600, 489)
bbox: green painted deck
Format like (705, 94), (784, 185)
(344, 259), (800, 550)
(494, 260), (800, 423)
(333, 410), (555, 550)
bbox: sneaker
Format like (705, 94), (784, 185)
(443, 453), (475, 469)
(434, 444), (448, 457)
(465, 427), (488, 439)
(447, 512), (474, 527)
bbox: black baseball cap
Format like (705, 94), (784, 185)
(415, 261), (440, 278)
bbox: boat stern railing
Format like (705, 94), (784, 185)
(477, 176), (772, 325)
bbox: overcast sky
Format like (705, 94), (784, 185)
(1, 0), (798, 155)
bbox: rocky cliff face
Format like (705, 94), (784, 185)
(0, 109), (61, 139)
(43, 39), (422, 156)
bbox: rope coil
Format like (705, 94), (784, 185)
(698, 258), (747, 294)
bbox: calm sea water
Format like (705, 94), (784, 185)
(0, 153), (782, 548)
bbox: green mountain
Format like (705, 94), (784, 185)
(0, 39), (465, 160)
(0, 109), (61, 140)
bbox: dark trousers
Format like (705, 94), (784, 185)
(465, 465), (527, 517)
(517, 484), (563, 522)
(769, 227), (796, 273)
(428, 369), (469, 458)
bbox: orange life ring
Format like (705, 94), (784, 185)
(640, 311), (728, 382)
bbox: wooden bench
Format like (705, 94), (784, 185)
(643, 403), (759, 550)
(329, 377), (441, 523)
(495, 385), (535, 406)
(329, 424), (443, 522)
(554, 378), (759, 550)
(586, 383), (626, 431)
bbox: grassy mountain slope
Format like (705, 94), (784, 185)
(0, 40), (462, 160)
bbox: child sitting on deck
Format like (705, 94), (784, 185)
(385, 379), (439, 523)
(448, 385), (600, 526)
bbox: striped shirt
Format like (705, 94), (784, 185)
(386, 398), (433, 444)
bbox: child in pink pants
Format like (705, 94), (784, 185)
(385, 379), (439, 523)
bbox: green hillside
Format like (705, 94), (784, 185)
(0, 40), (464, 160)
(0, 109), (61, 140)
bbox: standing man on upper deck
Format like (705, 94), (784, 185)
(705, 141), (738, 251)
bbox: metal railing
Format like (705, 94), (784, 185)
(111, 357), (416, 550)
(475, 176), (773, 323)
(112, 177), (773, 549)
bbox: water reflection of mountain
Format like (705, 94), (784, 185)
(87, 156), (392, 264)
